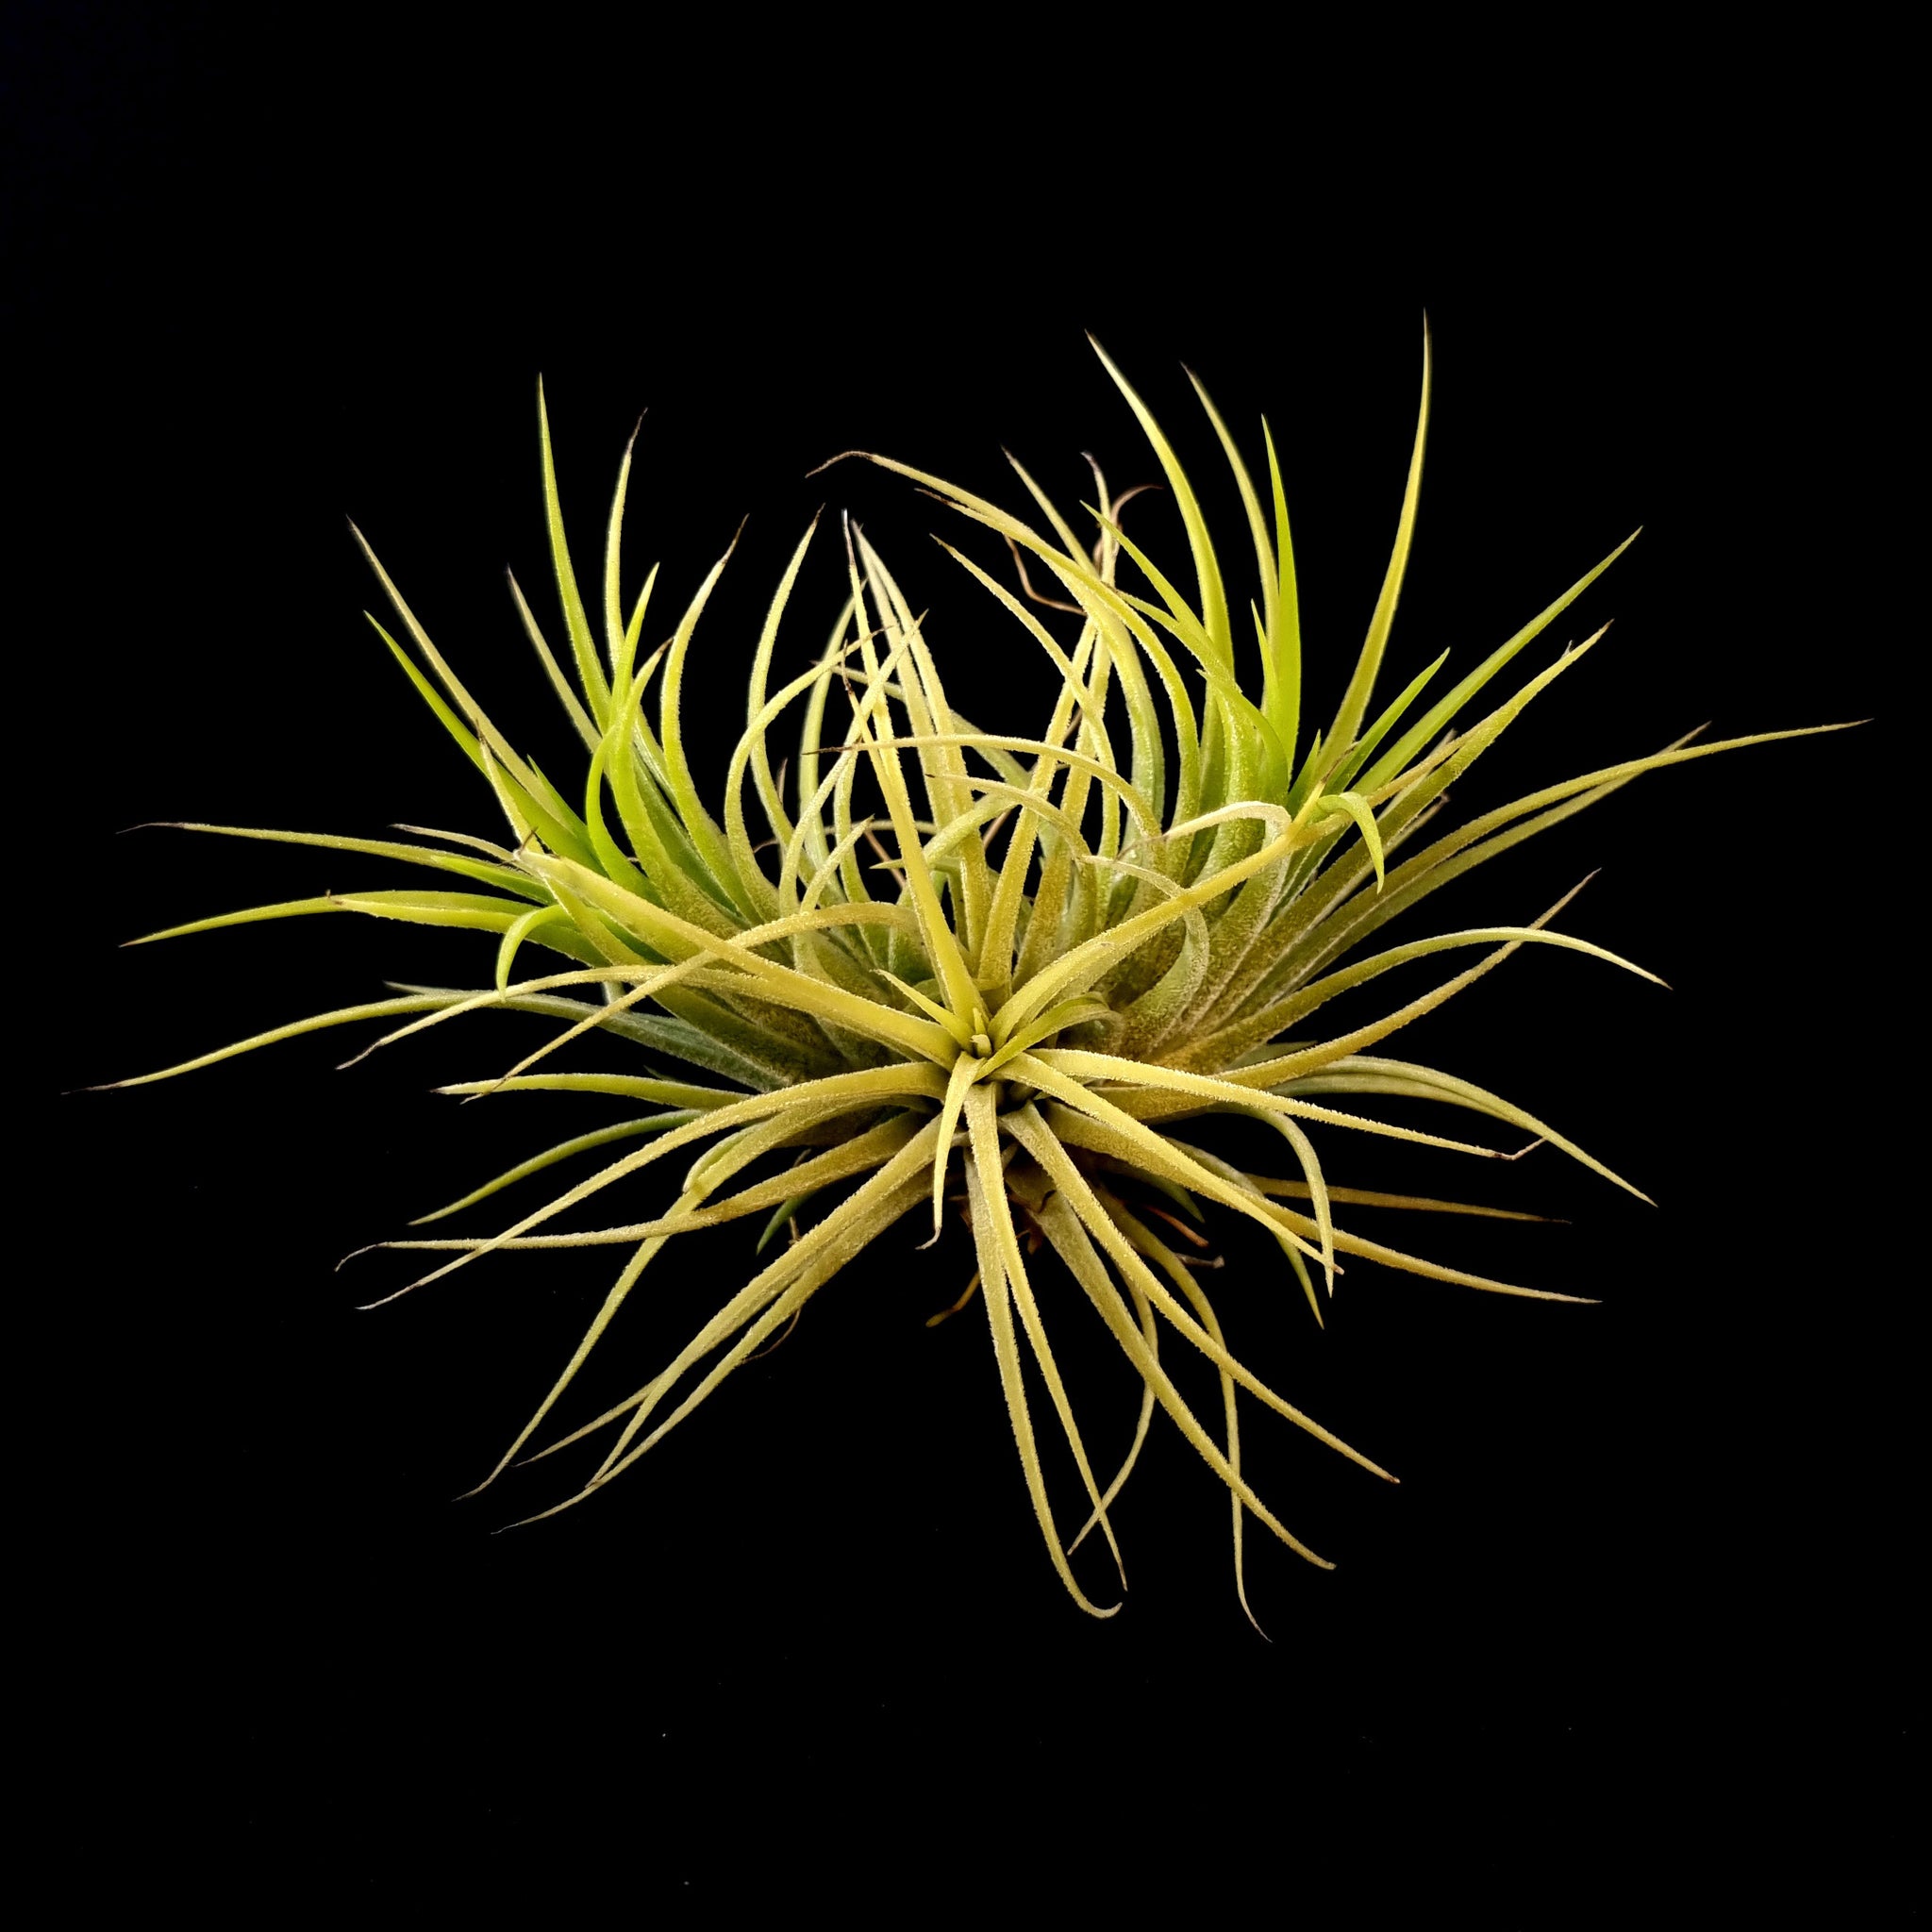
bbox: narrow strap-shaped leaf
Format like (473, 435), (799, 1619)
(583, 1129), (942, 1486)
(508, 569), (600, 753)
(728, 515), (822, 908)
(793, 598), (856, 875)
(1158, 1139), (1324, 1323)
(392, 982), (788, 1087)
(1101, 1194), (1267, 1628)
(877, 596), (1091, 991)
(1000, 448), (1091, 562)
(968, 1091), (1128, 1591)
(1359, 532), (1639, 793)
(1260, 420), (1302, 758)
(524, 851), (954, 1062)
(1058, 1109), (1591, 1306)
(1003, 1052), (1323, 1264)
(458, 1207), (692, 1494)
(980, 998), (1110, 1077)
(385, 1060), (948, 1296)
(1063, 1267), (1159, 1558)
(1182, 365), (1274, 668)
(496, 905), (580, 990)
(962, 1097), (1121, 1617)
(92, 993), (470, 1090)
(1243, 1174), (1550, 1221)
(1312, 791), (1387, 891)
(375, 617), (597, 866)
(1285, 738), (1689, 991)
(433, 1071), (744, 1108)
(1088, 337), (1231, 663)
(602, 416), (641, 678)
(1326, 322), (1430, 755)
(604, 657), (739, 934)
(355, 533), (595, 849)
(874, 967), (972, 1041)
(841, 523), (980, 1024)
(658, 523), (756, 912)
(1090, 514), (1250, 715)
(373, 617), (488, 772)
(536, 377), (612, 726)
(1210, 640), (1620, 1035)
(774, 620), (919, 916)
(521, 1126), (940, 1478)
(1246, 1109), (1334, 1293)
(128, 889), (536, 947)
(375, 906), (909, 1091)
(1325, 650), (1450, 795)
(929, 1053), (980, 1239)
(858, 535), (996, 959)
(581, 738), (658, 902)
(833, 733), (1158, 840)
(1313, 723), (1852, 988)
(1267, 917), (1663, 1034)
(410, 1112), (700, 1224)
(400, 1113), (929, 1258)
(1182, 879), (1598, 1081)
(1285, 1052), (1645, 1202)
(1031, 1046), (1517, 1162)
(1006, 1106), (1389, 1482)
(1031, 1174), (1337, 1568)
(140, 823), (547, 903)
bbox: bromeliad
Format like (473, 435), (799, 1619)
(106, 331), (1845, 1619)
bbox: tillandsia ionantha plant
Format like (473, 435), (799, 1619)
(106, 328), (1845, 1622)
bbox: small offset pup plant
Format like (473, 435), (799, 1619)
(108, 332), (1839, 1619)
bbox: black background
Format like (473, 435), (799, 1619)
(17, 9), (1917, 1916)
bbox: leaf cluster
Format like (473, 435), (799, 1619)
(109, 335), (1846, 1618)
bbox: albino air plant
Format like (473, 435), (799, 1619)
(109, 333), (1840, 1620)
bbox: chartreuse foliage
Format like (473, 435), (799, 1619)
(109, 334), (1848, 1622)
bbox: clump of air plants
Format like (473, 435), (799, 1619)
(107, 331), (1842, 1620)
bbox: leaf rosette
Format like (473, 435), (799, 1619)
(108, 333), (1846, 1620)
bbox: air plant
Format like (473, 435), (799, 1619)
(107, 331), (1841, 1621)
